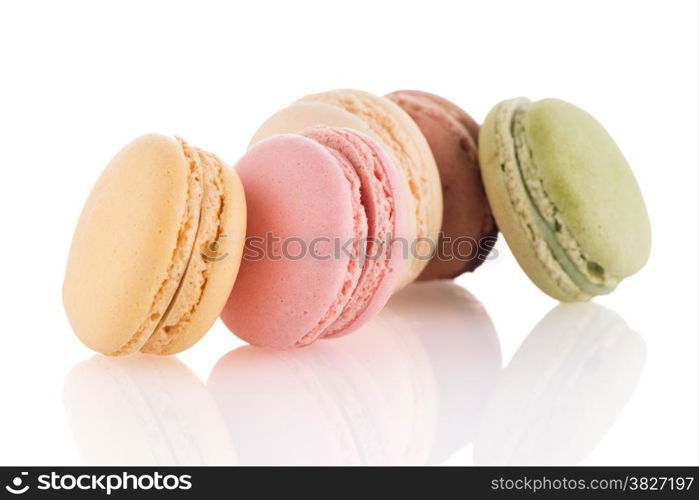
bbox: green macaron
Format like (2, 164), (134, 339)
(479, 98), (651, 301)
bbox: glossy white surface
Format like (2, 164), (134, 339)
(60, 282), (651, 465)
(0, 0), (696, 465)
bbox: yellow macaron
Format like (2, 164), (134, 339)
(63, 134), (246, 355)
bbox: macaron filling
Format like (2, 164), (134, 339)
(302, 90), (439, 285)
(506, 103), (617, 296)
(115, 138), (225, 355)
(301, 128), (403, 339)
(294, 134), (368, 346)
(141, 143), (227, 353)
(387, 90), (498, 279)
(110, 138), (204, 355)
(223, 127), (408, 348)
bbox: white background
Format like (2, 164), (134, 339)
(0, 0), (696, 465)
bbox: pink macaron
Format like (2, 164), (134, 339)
(221, 127), (410, 348)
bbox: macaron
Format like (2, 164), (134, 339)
(63, 134), (246, 355)
(479, 98), (651, 301)
(250, 89), (442, 287)
(221, 126), (409, 349)
(387, 90), (498, 280)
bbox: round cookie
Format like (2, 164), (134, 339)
(222, 127), (409, 348)
(251, 89), (442, 288)
(63, 134), (246, 355)
(479, 98), (651, 301)
(387, 90), (497, 280)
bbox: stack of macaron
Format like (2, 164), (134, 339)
(63, 89), (651, 355)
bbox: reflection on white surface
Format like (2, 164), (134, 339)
(474, 302), (646, 465)
(63, 283), (645, 465)
(208, 282), (501, 465)
(63, 355), (236, 465)
(63, 282), (500, 465)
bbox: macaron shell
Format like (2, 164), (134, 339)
(250, 101), (369, 146)
(389, 90), (481, 143)
(250, 89), (441, 288)
(522, 99), (651, 280)
(387, 90), (497, 280)
(480, 98), (651, 301)
(300, 90), (442, 287)
(480, 100), (584, 301)
(300, 128), (410, 339)
(63, 134), (196, 354)
(221, 134), (362, 348)
(148, 163), (247, 355)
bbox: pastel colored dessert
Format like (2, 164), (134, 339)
(387, 90), (497, 280)
(63, 355), (236, 464)
(250, 89), (442, 287)
(474, 303), (645, 465)
(221, 126), (409, 348)
(63, 134), (246, 355)
(479, 98), (651, 301)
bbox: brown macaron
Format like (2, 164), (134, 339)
(387, 90), (497, 280)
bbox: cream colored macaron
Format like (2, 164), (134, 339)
(251, 89), (442, 288)
(63, 134), (246, 355)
